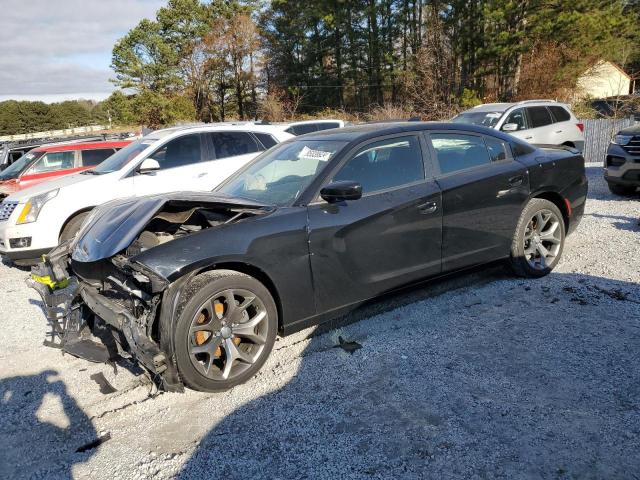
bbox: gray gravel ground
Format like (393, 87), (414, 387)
(1, 163), (639, 479)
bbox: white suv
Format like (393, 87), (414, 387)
(0, 124), (292, 265)
(452, 100), (585, 151)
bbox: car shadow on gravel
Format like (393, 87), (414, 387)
(0, 370), (97, 478)
(177, 271), (640, 479)
(585, 213), (640, 232)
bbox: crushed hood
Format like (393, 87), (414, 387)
(71, 192), (271, 263)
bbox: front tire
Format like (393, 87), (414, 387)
(173, 270), (278, 392)
(59, 211), (90, 243)
(607, 183), (636, 196)
(509, 199), (565, 278)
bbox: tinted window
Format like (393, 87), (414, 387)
(316, 122), (341, 131)
(431, 133), (491, 174)
(527, 107), (553, 128)
(210, 132), (261, 159)
(334, 136), (424, 194)
(81, 148), (115, 167)
(549, 106), (571, 122)
(286, 124), (318, 136)
(484, 137), (508, 162)
(503, 109), (527, 131)
(150, 134), (202, 169)
(253, 133), (278, 149)
(29, 151), (75, 173)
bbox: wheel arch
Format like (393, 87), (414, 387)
(189, 261), (284, 332)
(530, 191), (569, 230)
(58, 206), (95, 240)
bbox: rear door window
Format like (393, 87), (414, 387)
(430, 133), (492, 174)
(253, 133), (278, 149)
(549, 106), (571, 122)
(209, 132), (262, 159)
(80, 148), (115, 167)
(28, 151), (76, 173)
(148, 134), (204, 170)
(527, 107), (553, 128)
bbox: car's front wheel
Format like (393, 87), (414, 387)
(173, 270), (278, 392)
(607, 183), (636, 196)
(510, 199), (565, 278)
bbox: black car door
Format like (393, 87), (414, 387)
(307, 133), (443, 312)
(425, 131), (529, 272)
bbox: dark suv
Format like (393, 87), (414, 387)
(605, 124), (640, 195)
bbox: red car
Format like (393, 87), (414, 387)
(0, 140), (132, 198)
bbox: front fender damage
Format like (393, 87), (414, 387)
(28, 243), (185, 392)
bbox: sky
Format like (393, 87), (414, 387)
(0, 0), (166, 103)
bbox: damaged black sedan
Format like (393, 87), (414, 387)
(30, 123), (587, 392)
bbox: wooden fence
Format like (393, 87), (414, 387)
(581, 117), (637, 163)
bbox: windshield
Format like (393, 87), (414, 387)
(217, 140), (347, 206)
(0, 152), (42, 180)
(91, 139), (154, 174)
(452, 111), (503, 128)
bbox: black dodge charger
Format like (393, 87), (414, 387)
(31, 122), (588, 392)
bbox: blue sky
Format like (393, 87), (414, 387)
(0, 0), (166, 103)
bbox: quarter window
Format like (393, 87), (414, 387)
(149, 134), (203, 170)
(333, 136), (424, 194)
(431, 133), (491, 174)
(549, 106), (571, 122)
(503, 109), (527, 131)
(81, 148), (115, 167)
(209, 132), (262, 159)
(484, 137), (509, 162)
(527, 107), (553, 128)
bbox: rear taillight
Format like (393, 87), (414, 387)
(576, 123), (584, 133)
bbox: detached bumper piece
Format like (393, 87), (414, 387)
(28, 261), (112, 363)
(28, 257), (183, 392)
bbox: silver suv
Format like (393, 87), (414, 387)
(453, 100), (585, 151)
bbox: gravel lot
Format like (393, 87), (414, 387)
(1, 163), (639, 479)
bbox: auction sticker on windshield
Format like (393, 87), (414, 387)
(297, 146), (333, 161)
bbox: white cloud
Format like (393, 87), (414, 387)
(0, 0), (166, 99)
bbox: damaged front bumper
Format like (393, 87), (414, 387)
(28, 243), (184, 392)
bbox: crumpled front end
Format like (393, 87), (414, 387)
(28, 241), (184, 392)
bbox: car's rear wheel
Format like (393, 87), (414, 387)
(173, 270), (277, 392)
(607, 183), (636, 196)
(510, 199), (565, 278)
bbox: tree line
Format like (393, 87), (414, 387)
(1, 0), (638, 134)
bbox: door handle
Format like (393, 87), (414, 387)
(555, 130), (563, 134)
(197, 172), (208, 178)
(508, 175), (524, 187)
(417, 201), (438, 214)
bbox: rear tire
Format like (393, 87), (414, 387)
(173, 270), (278, 392)
(59, 211), (90, 243)
(607, 183), (636, 196)
(509, 199), (565, 278)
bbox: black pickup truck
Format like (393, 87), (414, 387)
(30, 123), (587, 392)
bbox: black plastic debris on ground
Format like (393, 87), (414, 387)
(89, 372), (117, 394)
(335, 336), (362, 354)
(76, 433), (111, 453)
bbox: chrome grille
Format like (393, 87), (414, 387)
(623, 136), (640, 156)
(0, 201), (18, 222)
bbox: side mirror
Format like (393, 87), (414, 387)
(501, 123), (519, 132)
(320, 180), (363, 203)
(138, 158), (160, 175)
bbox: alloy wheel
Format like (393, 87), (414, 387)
(523, 209), (562, 270)
(188, 288), (269, 381)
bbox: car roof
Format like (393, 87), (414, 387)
(32, 140), (132, 153)
(145, 123), (291, 140)
(295, 121), (519, 144)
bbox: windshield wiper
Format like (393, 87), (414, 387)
(81, 170), (103, 175)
